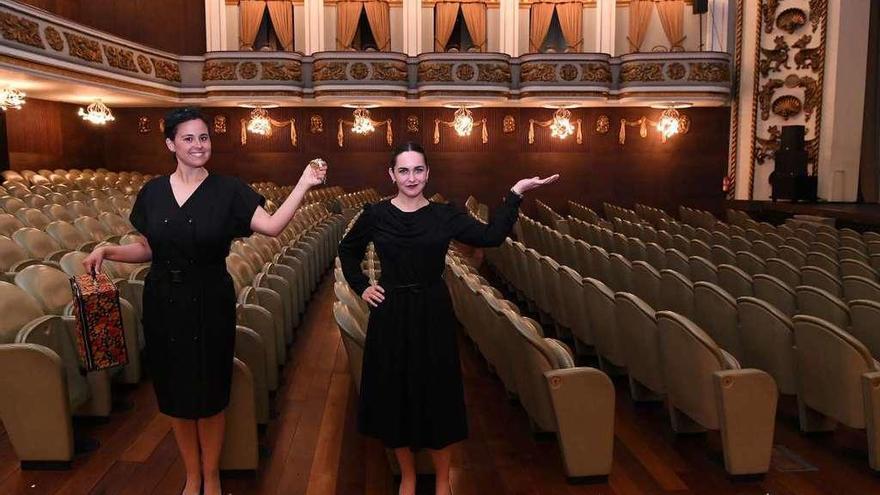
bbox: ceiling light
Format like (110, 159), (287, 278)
(246, 107), (272, 135)
(0, 88), (25, 111)
(549, 108), (575, 140)
(351, 107), (375, 135)
(656, 107), (681, 140)
(78, 99), (115, 125)
(452, 106), (475, 137)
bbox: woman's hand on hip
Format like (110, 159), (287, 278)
(361, 284), (385, 307)
(511, 174), (560, 195)
(82, 247), (106, 275)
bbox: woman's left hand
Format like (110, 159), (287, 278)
(297, 160), (328, 189)
(511, 174), (560, 195)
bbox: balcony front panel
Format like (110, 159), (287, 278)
(516, 53), (613, 103)
(310, 52), (409, 102)
(201, 52), (305, 101)
(415, 53), (512, 102)
(614, 51), (732, 105)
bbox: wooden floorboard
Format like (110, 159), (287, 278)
(4, 271), (880, 494)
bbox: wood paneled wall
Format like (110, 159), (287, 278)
(5, 100), (730, 216)
(19, 0), (206, 55)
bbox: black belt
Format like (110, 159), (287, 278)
(384, 279), (444, 294)
(151, 262), (227, 284)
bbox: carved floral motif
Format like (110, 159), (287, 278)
(238, 61), (258, 79)
(103, 45), (137, 72)
(762, 0), (781, 34)
(0, 12), (43, 48)
(595, 115), (610, 134)
(757, 78), (784, 121)
(406, 115), (419, 133)
(456, 64), (475, 81)
(418, 63), (453, 82)
(581, 63), (611, 83)
(371, 61), (407, 81)
(349, 62), (369, 80)
(137, 55), (152, 74)
(310, 114), (323, 133)
(152, 58), (181, 82)
(520, 63), (556, 83)
(620, 62), (664, 82)
(64, 32), (102, 63)
(44, 26), (63, 51)
(213, 115), (227, 134)
(503, 115), (515, 134)
(559, 64), (578, 81)
(666, 62), (686, 80)
(260, 61), (302, 81)
(477, 63), (510, 83)
(312, 61), (347, 81)
(784, 74), (820, 121)
(202, 61), (237, 81)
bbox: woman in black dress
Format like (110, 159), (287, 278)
(338, 142), (557, 495)
(82, 107), (326, 495)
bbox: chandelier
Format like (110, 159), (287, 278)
(452, 106), (475, 136)
(655, 107), (681, 140)
(246, 107), (272, 135)
(78, 99), (115, 125)
(351, 107), (375, 135)
(0, 88), (25, 111)
(549, 108), (575, 140)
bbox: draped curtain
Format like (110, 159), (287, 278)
(654, 0), (685, 50)
(627, 0), (653, 52)
(555, 2), (582, 52)
(529, 2), (555, 53)
(336, 1), (364, 49)
(363, 0), (391, 51)
(434, 2), (461, 51)
(240, 0), (267, 50)
(460, 1), (487, 51)
(266, 1), (294, 51)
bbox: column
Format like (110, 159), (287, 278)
(402, 0), (422, 55)
(304, 0), (326, 54)
(499, 0), (519, 56)
(205, 0), (229, 51)
(706, 0), (729, 52)
(595, 0), (616, 55)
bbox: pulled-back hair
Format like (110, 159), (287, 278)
(163, 107), (208, 141)
(389, 141), (427, 168)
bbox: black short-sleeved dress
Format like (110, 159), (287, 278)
(129, 174), (265, 419)
(338, 191), (522, 449)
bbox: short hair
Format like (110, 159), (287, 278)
(163, 107), (208, 141)
(389, 141), (427, 168)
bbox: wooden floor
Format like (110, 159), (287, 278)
(3, 273), (880, 495)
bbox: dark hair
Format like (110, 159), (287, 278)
(389, 141), (427, 168)
(163, 107), (208, 141)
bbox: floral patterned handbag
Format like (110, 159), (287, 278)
(69, 273), (129, 372)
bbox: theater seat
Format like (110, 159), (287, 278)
(0, 281), (44, 344)
(736, 296), (797, 395)
(332, 301), (366, 391)
(614, 292), (664, 401)
(12, 228), (69, 262)
(753, 274), (797, 318)
(694, 281), (742, 359)
(796, 285), (850, 329)
(219, 358), (259, 471)
(848, 299), (880, 360)
(234, 325), (269, 425)
(717, 264), (753, 298)
(584, 277), (626, 372)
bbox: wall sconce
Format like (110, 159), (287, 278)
(619, 103), (691, 144)
(246, 107), (272, 135)
(0, 88), (26, 111)
(351, 107), (376, 135)
(655, 107), (681, 140)
(78, 99), (115, 125)
(239, 103), (296, 146)
(529, 107), (582, 144)
(434, 105), (488, 144)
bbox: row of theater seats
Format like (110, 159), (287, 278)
(514, 198), (880, 472)
(0, 167), (348, 469)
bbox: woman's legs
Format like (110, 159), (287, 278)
(170, 417), (202, 495)
(429, 447), (452, 495)
(197, 411), (226, 495)
(394, 447), (417, 495)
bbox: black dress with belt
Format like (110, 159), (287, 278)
(129, 174), (265, 419)
(338, 191), (522, 449)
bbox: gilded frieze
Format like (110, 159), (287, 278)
(44, 26), (63, 51)
(784, 74), (820, 122)
(65, 32), (102, 63)
(666, 62), (686, 80)
(792, 34), (821, 71)
(418, 63), (454, 82)
(581, 63), (611, 83)
(312, 61), (347, 81)
(260, 61), (302, 81)
(238, 61), (258, 79)
(758, 36), (790, 77)
(0, 12), (43, 49)
(152, 58), (181, 82)
(559, 64), (578, 81)
(476, 63), (510, 83)
(520, 63), (556, 83)
(371, 61), (407, 81)
(620, 63), (664, 83)
(103, 45), (137, 72)
(349, 62), (369, 80)
(456, 64), (475, 81)
(202, 61), (237, 81)
(137, 55), (153, 74)
(757, 78), (784, 121)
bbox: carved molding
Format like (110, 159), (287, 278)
(620, 62), (664, 83)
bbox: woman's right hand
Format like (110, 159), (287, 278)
(82, 247), (106, 275)
(361, 284), (385, 307)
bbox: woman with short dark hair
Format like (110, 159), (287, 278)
(83, 107), (326, 495)
(338, 141), (558, 495)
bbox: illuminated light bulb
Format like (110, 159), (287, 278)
(452, 106), (475, 137)
(549, 108), (575, 140)
(247, 107), (271, 135)
(78, 99), (115, 125)
(0, 88), (25, 111)
(351, 107), (375, 134)
(656, 107), (682, 140)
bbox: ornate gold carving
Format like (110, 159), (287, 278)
(784, 74), (820, 121)
(313, 61), (347, 81)
(238, 61), (258, 79)
(792, 34), (821, 71)
(755, 125), (781, 164)
(581, 63), (611, 83)
(666, 62), (686, 80)
(349, 62), (369, 80)
(758, 36), (790, 77)
(620, 62), (664, 82)
(559, 64), (578, 81)
(595, 115), (610, 134)
(456, 63), (475, 81)
(406, 114), (419, 133)
(772, 95), (802, 120)
(418, 62), (453, 82)
(137, 54), (152, 74)
(310, 114), (324, 133)
(477, 63), (510, 83)
(152, 58), (181, 82)
(776, 8), (807, 34)
(686, 62), (730, 82)
(371, 61), (407, 81)
(202, 61), (237, 81)
(520, 63), (556, 82)
(0, 12), (43, 48)
(103, 45), (137, 72)
(44, 26), (63, 51)
(678, 114), (691, 134)
(64, 32), (102, 63)
(762, 0), (781, 34)
(260, 61), (302, 81)
(137, 116), (150, 134)
(213, 115), (228, 134)
(503, 115), (515, 134)
(809, 0), (827, 32)
(757, 78), (784, 121)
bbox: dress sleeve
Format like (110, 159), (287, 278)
(129, 184), (149, 235)
(338, 204), (374, 296)
(230, 178), (266, 238)
(448, 190), (523, 247)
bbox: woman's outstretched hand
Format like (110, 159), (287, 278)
(297, 159), (328, 189)
(361, 284), (385, 307)
(511, 174), (560, 195)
